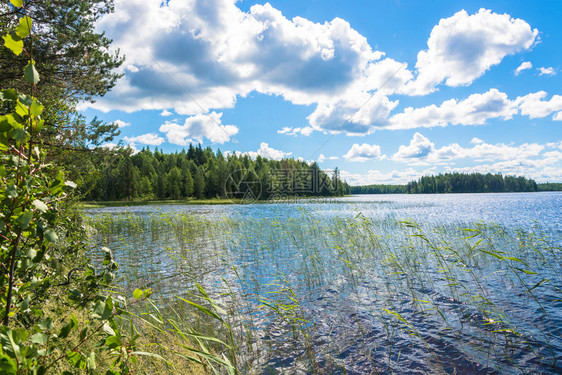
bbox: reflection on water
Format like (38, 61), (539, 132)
(86, 192), (562, 374)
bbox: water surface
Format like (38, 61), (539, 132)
(86, 192), (562, 374)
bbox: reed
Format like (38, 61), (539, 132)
(86, 207), (562, 374)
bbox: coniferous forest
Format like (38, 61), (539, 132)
(404, 173), (539, 193)
(79, 144), (351, 201)
(352, 172), (542, 194)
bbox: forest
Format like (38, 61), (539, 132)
(404, 173), (538, 193)
(351, 173), (542, 194)
(538, 182), (562, 191)
(79, 145), (351, 201)
(350, 184), (407, 194)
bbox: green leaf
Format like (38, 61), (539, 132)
(5, 184), (18, 198)
(3, 33), (23, 56)
(59, 318), (77, 339)
(528, 278), (548, 292)
(16, 211), (33, 229)
(133, 289), (143, 299)
(383, 308), (411, 326)
(87, 351), (96, 371)
(0, 134), (8, 151)
(43, 228), (58, 243)
(33, 118), (44, 132)
(18, 93), (33, 106)
(25, 248), (36, 260)
(38, 318), (53, 331)
(30, 99), (43, 117)
(105, 336), (121, 349)
(178, 297), (222, 321)
(50, 171), (65, 194)
(92, 298), (113, 320)
(479, 249), (503, 260)
(15, 16), (32, 38)
(0, 116), (14, 132)
(14, 101), (28, 117)
(0, 329), (21, 361)
(102, 323), (115, 336)
(67, 351), (82, 367)
(0, 89), (17, 101)
(24, 61), (40, 85)
(32, 199), (48, 213)
(0, 353), (17, 375)
(9, 128), (27, 142)
(30, 333), (48, 345)
(10, 0), (23, 8)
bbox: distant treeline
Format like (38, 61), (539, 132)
(81, 144), (350, 201)
(351, 173), (556, 194)
(538, 182), (562, 191)
(351, 184), (406, 194)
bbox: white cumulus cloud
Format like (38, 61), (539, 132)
(277, 126), (315, 136)
(81, 2), (547, 137)
(114, 119), (130, 128)
(515, 91), (562, 119)
(251, 142), (292, 160)
(471, 137), (484, 144)
(101, 142), (139, 154)
(159, 112), (239, 145)
(83, 0), (404, 136)
(228, 142), (292, 161)
(393, 132), (545, 165)
(407, 9), (538, 95)
(123, 133), (165, 146)
(538, 67), (556, 76)
(389, 89), (517, 130)
(343, 143), (384, 162)
(308, 93), (398, 134)
(514, 61), (532, 75)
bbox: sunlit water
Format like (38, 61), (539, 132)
(86, 192), (562, 374)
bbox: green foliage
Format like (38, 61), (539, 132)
(0, 0), (123, 100)
(2, 33), (23, 55)
(352, 173), (542, 195)
(351, 183), (406, 194)
(1, 0), (124, 190)
(81, 145), (351, 201)
(0, 6), (160, 375)
(405, 172), (538, 194)
(537, 182), (562, 191)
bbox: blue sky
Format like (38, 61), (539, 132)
(80, 0), (562, 184)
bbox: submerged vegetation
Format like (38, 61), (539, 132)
(87, 209), (562, 374)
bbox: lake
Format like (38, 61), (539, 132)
(86, 192), (562, 374)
